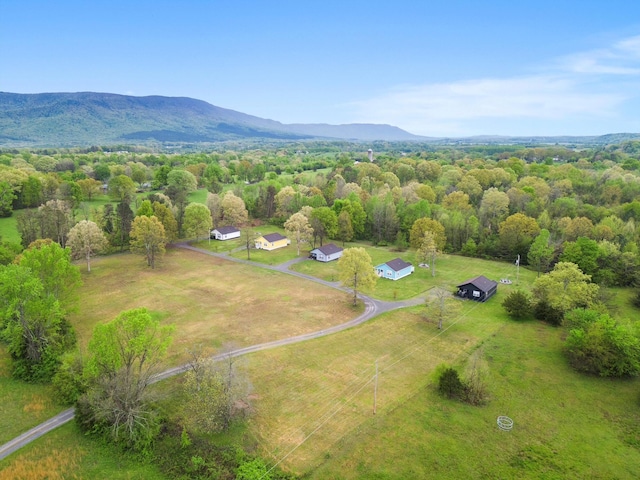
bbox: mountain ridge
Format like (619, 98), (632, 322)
(0, 91), (426, 147)
(1, 91), (639, 148)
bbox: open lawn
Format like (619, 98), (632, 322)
(2, 246), (639, 478)
(0, 422), (165, 480)
(67, 247), (356, 364)
(0, 346), (66, 445)
(239, 303), (640, 478)
(229, 226), (303, 265)
(305, 319), (640, 479)
(0, 216), (20, 245)
(292, 247), (537, 301)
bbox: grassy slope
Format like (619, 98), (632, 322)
(2, 245), (639, 478)
(305, 319), (640, 479)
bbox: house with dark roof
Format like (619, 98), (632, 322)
(456, 275), (498, 302)
(255, 232), (290, 251)
(210, 225), (240, 240)
(309, 243), (343, 262)
(375, 258), (414, 281)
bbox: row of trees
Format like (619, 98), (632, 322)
(3, 142), (640, 290)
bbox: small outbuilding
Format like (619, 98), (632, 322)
(310, 243), (343, 262)
(375, 258), (415, 281)
(456, 275), (498, 302)
(210, 226), (241, 241)
(255, 232), (291, 251)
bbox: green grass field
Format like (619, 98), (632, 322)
(0, 421), (165, 479)
(291, 247), (536, 301)
(0, 346), (66, 445)
(0, 216), (19, 244)
(1, 243), (639, 479)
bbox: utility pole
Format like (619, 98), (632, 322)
(373, 360), (378, 415)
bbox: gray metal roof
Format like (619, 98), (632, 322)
(262, 232), (287, 242)
(457, 275), (498, 291)
(214, 225), (239, 234)
(384, 258), (413, 272)
(312, 243), (343, 255)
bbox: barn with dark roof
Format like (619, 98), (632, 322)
(456, 275), (498, 302)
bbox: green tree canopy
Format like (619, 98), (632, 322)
(532, 262), (599, 318)
(80, 308), (175, 451)
(337, 247), (377, 306)
(130, 215), (167, 268)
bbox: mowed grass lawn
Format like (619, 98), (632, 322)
(292, 247), (536, 301)
(68, 247), (356, 364)
(241, 302), (640, 478)
(0, 346), (66, 445)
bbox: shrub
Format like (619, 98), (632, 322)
(502, 290), (532, 320)
(564, 310), (640, 377)
(533, 300), (564, 326)
(437, 367), (467, 400)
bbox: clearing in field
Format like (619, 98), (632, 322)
(68, 247), (357, 364)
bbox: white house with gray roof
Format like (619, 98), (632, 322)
(309, 243), (343, 262)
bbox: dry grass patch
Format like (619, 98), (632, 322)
(69, 248), (355, 364)
(0, 442), (83, 480)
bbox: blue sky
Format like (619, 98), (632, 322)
(2, 0), (640, 137)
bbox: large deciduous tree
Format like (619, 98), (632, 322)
(528, 229), (554, 277)
(38, 199), (74, 247)
(165, 169), (197, 235)
(338, 247), (377, 306)
(79, 308), (174, 451)
(183, 203), (213, 241)
(337, 210), (354, 246)
(1, 242), (80, 381)
(532, 262), (599, 321)
(152, 201), (178, 243)
(498, 213), (540, 259)
(417, 231), (438, 277)
(130, 216), (167, 268)
(0, 264), (70, 381)
(67, 220), (109, 272)
(206, 192), (222, 228)
(19, 240), (81, 302)
(108, 174), (136, 204)
(424, 287), (461, 329)
(284, 211), (313, 255)
(409, 217), (446, 251)
(310, 206), (338, 247)
(0, 181), (16, 217)
(479, 188), (510, 232)
(221, 191), (249, 227)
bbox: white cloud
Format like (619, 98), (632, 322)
(561, 35), (640, 75)
(350, 75), (624, 136)
(349, 35), (640, 136)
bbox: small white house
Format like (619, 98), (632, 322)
(210, 226), (241, 241)
(309, 243), (343, 262)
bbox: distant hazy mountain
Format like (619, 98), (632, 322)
(0, 92), (426, 147)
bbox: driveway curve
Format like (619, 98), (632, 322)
(0, 243), (425, 461)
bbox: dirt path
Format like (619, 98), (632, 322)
(0, 243), (425, 461)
